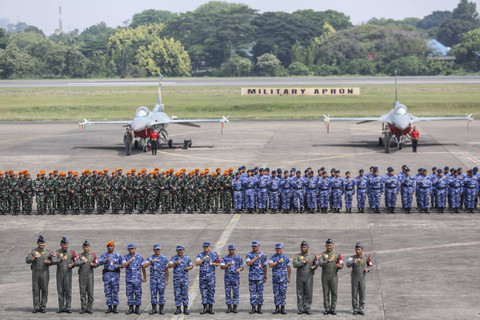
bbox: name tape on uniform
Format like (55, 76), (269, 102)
(241, 88), (360, 96)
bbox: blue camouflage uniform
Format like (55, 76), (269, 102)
(355, 173), (367, 211)
(463, 173), (479, 211)
(448, 174), (462, 211)
(383, 169), (400, 211)
(318, 176), (331, 211)
(246, 243), (267, 307)
(269, 175), (281, 210)
(196, 245), (219, 305)
(367, 173), (383, 211)
(269, 244), (290, 307)
(400, 172), (415, 211)
(232, 175), (244, 210)
(292, 174), (305, 212)
(305, 176), (317, 211)
(428, 169), (438, 207)
(343, 175), (355, 211)
(434, 175), (448, 210)
(170, 249), (193, 307)
(280, 173), (293, 211)
(243, 175), (256, 211)
(99, 250), (122, 307)
(330, 174), (344, 211)
(146, 248), (168, 306)
(122, 247), (144, 306)
(416, 173), (432, 211)
(221, 245), (244, 306)
(255, 174), (269, 211)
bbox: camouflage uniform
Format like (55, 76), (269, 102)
(34, 177), (46, 215)
(21, 176), (34, 214)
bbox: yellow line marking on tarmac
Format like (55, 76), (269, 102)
(171, 214), (242, 320)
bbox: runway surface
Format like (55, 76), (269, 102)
(0, 76), (479, 88)
(0, 120), (479, 320)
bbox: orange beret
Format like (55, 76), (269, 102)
(73, 172), (78, 176)
(228, 168), (233, 172)
(68, 170), (73, 174)
(49, 172), (54, 175)
(126, 171), (132, 175)
(154, 167), (159, 170)
(224, 172), (228, 176)
(131, 168), (136, 172)
(212, 172), (217, 176)
(216, 168), (221, 171)
(175, 172), (180, 176)
(104, 168), (108, 172)
(106, 241), (114, 247)
(195, 168), (199, 172)
(54, 169), (58, 173)
(205, 168), (210, 172)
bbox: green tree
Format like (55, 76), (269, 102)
(386, 56), (424, 75)
(417, 11), (452, 30)
(9, 30), (44, 49)
(0, 43), (39, 78)
(0, 28), (8, 49)
(288, 61), (310, 75)
(216, 55), (253, 76)
(79, 22), (116, 58)
(452, 28), (480, 70)
(130, 9), (173, 28)
(256, 53), (286, 76)
(437, 19), (477, 46)
(452, 0), (480, 23)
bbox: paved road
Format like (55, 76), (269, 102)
(0, 76), (479, 88)
(0, 120), (479, 319)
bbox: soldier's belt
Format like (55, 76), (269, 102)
(102, 268), (120, 275)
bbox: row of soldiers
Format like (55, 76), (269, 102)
(27, 236), (371, 316)
(3, 165), (479, 215)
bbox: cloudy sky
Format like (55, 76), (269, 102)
(1, 0), (477, 35)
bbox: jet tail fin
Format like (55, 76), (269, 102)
(153, 75), (165, 112)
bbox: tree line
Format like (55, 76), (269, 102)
(0, 0), (479, 79)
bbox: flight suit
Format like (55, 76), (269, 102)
(197, 251), (219, 305)
(346, 254), (372, 313)
(221, 254), (244, 306)
(246, 251), (267, 306)
(318, 251), (344, 312)
(74, 251), (99, 312)
(52, 248), (77, 311)
(292, 252), (317, 313)
(26, 247), (53, 311)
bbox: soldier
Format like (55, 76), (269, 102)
(246, 241), (267, 314)
(146, 172), (158, 214)
(196, 241), (220, 314)
(355, 169), (367, 213)
(367, 168), (383, 213)
(464, 169), (479, 213)
(74, 240), (98, 314)
(220, 244), (244, 313)
(280, 170), (293, 213)
(292, 170), (305, 213)
(346, 242), (372, 315)
(305, 170), (317, 213)
(429, 167), (438, 209)
(26, 235), (53, 313)
(99, 241), (122, 314)
(94, 171), (107, 214)
(417, 169), (432, 213)
(448, 169), (462, 213)
(122, 244), (146, 314)
(243, 170), (256, 213)
(318, 239), (344, 315)
(330, 170), (344, 213)
(292, 240), (317, 315)
(222, 171), (233, 213)
(434, 169), (448, 213)
(0, 171), (9, 215)
(33, 172), (45, 215)
(21, 171), (34, 214)
(82, 170), (95, 214)
(384, 167), (400, 213)
(269, 170), (281, 214)
(158, 171), (170, 214)
(197, 171), (209, 214)
(168, 245), (193, 315)
(52, 237), (76, 313)
(255, 169), (269, 214)
(209, 172), (221, 213)
(232, 172), (244, 213)
(268, 243), (291, 314)
(343, 171), (355, 213)
(56, 173), (69, 214)
(123, 171), (135, 214)
(143, 244), (169, 315)
(109, 170), (122, 214)
(10, 172), (22, 215)
(400, 168), (415, 213)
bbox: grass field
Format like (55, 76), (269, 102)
(0, 84), (479, 121)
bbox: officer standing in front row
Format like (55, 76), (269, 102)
(168, 245), (193, 315)
(122, 243), (146, 315)
(196, 241), (220, 315)
(268, 243), (291, 314)
(292, 240), (317, 315)
(346, 243), (372, 315)
(319, 238), (344, 315)
(52, 237), (76, 314)
(143, 244), (169, 315)
(220, 244), (244, 313)
(26, 235), (53, 313)
(99, 241), (122, 314)
(73, 240), (98, 314)
(246, 241), (268, 314)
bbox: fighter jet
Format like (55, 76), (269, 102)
(79, 77), (229, 154)
(323, 73), (473, 153)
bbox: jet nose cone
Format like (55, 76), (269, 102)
(131, 119), (146, 132)
(396, 117), (410, 130)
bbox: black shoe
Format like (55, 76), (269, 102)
(330, 310), (337, 315)
(87, 309), (93, 314)
(112, 305), (118, 314)
(57, 309), (64, 313)
(149, 304), (157, 315)
(201, 304), (208, 314)
(126, 305), (134, 314)
(358, 310), (365, 315)
(257, 305), (263, 314)
(41, 307), (46, 313)
(134, 305), (140, 314)
(305, 310), (312, 315)
(208, 304), (215, 314)
(324, 310), (329, 315)
(105, 306), (112, 314)
(32, 309), (39, 313)
(66, 309), (72, 314)
(183, 305), (190, 315)
(226, 304), (232, 313)
(273, 305), (280, 314)
(281, 305), (286, 314)
(249, 305), (256, 314)
(233, 305), (238, 313)
(353, 311), (358, 315)
(79, 309), (85, 314)
(298, 310), (303, 314)
(174, 306), (181, 315)
(159, 304), (164, 315)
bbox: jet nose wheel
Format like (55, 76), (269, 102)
(134, 140), (139, 149)
(168, 139), (173, 148)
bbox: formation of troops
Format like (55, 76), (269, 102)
(3, 165), (479, 215)
(27, 236), (372, 315)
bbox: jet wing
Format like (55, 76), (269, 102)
(324, 115), (391, 124)
(410, 114), (473, 123)
(80, 119), (132, 126)
(150, 117), (229, 128)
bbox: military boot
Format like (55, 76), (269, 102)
(200, 304), (208, 314)
(126, 305), (134, 314)
(257, 305), (263, 314)
(105, 306), (112, 314)
(233, 305), (238, 313)
(273, 305), (280, 314)
(174, 306), (181, 315)
(208, 304), (215, 314)
(249, 305), (256, 314)
(281, 305), (286, 314)
(226, 304), (232, 313)
(149, 304), (157, 315)
(134, 305), (140, 314)
(112, 305), (118, 314)
(158, 304), (164, 315)
(183, 305), (190, 315)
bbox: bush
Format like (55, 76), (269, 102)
(216, 56), (253, 76)
(345, 58), (377, 75)
(311, 64), (340, 76)
(288, 61), (310, 75)
(385, 56), (424, 75)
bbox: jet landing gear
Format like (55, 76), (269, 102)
(160, 129), (174, 148)
(133, 139), (149, 152)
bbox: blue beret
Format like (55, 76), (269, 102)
(300, 240), (309, 247)
(326, 238), (334, 244)
(228, 244), (236, 250)
(176, 245), (185, 251)
(83, 240), (90, 247)
(320, 167), (325, 171)
(254, 166), (259, 170)
(422, 168), (427, 172)
(272, 170), (277, 174)
(61, 237), (68, 244)
(405, 167), (410, 172)
(304, 169), (309, 173)
(402, 164), (407, 168)
(290, 168), (296, 172)
(265, 167), (270, 171)
(346, 171), (350, 174)
(453, 169), (458, 174)
(275, 243), (283, 249)
(247, 169), (251, 173)
(238, 167), (242, 171)
(296, 170), (301, 174)
(127, 243), (136, 249)
(444, 166), (449, 170)
(259, 168), (264, 172)
(370, 166), (374, 169)
(235, 172), (240, 175)
(437, 169), (443, 174)
(359, 169), (364, 172)
(474, 167), (478, 171)
(251, 241), (259, 247)
(387, 167), (394, 172)
(373, 168), (378, 172)
(418, 168), (422, 171)
(432, 167), (437, 170)
(277, 168), (282, 173)
(203, 241), (211, 247)
(335, 170), (340, 173)
(153, 244), (161, 250)
(457, 167), (462, 171)
(331, 168), (336, 172)
(355, 242), (363, 249)
(37, 235), (45, 243)
(284, 170), (288, 174)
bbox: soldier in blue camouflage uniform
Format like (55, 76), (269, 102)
(98, 241), (122, 314)
(428, 167), (438, 209)
(269, 170), (281, 213)
(417, 169), (432, 213)
(280, 170), (293, 213)
(232, 172), (244, 213)
(143, 244), (169, 315)
(434, 169), (448, 213)
(355, 169), (367, 213)
(367, 168), (383, 213)
(400, 168), (414, 213)
(256, 169), (269, 214)
(317, 171), (330, 213)
(448, 169), (462, 213)
(168, 245), (193, 315)
(343, 171), (355, 213)
(305, 170), (317, 213)
(292, 170), (305, 213)
(220, 244), (244, 313)
(243, 170), (256, 213)
(384, 167), (400, 213)
(196, 241), (220, 314)
(246, 241), (267, 314)
(122, 243), (146, 315)
(269, 243), (291, 315)
(464, 169), (479, 213)
(330, 170), (344, 213)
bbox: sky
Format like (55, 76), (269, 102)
(1, 0), (478, 35)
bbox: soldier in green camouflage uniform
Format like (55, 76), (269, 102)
(34, 173), (46, 215)
(183, 173), (196, 214)
(53, 170), (60, 210)
(109, 171), (122, 214)
(117, 168), (125, 210)
(171, 173), (182, 213)
(0, 171), (9, 215)
(45, 172), (57, 215)
(68, 172), (82, 214)
(158, 172), (170, 214)
(146, 172), (158, 214)
(103, 169), (111, 210)
(21, 172), (34, 215)
(6, 170), (12, 213)
(10, 172), (22, 215)
(124, 171), (135, 214)
(66, 171), (74, 211)
(135, 170), (147, 214)
(57, 173), (69, 215)
(82, 171), (95, 214)
(196, 172), (208, 214)
(222, 172), (233, 214)
(209, 173), (221, 213)
(95, 171), (107, 214)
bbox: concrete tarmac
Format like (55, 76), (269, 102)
(0, 120), (480, 320)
